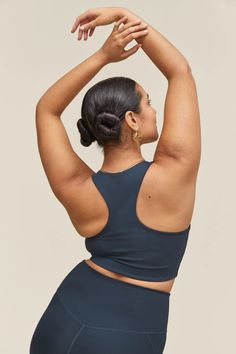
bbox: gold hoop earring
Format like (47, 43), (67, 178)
(132, 128), (142, 142)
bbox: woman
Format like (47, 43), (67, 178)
(30, 6), (201, 354)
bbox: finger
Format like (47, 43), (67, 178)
(79, 26), (94, 41)
(80, 18), (97, 32)
(78, 29), (82, 40)
(78, 22), (87, 40)
(113, 16), (128, 31)
(83, 28), (89, 40)
(71, 13), (90, 33)
(77, 20), (93, 41)
(89, 27), (95, 37)
(118, 18), (142, 33)
(78, 27), (83, 40)
(119, 22), (148, 40)
(122, 28), (149, 47)
(81, 23), (95, 41)
(121, 44), (142, 60)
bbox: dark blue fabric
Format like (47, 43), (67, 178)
(30, 260), (170, 354)
(85, 160), (191, 281)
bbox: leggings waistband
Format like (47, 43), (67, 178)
(56, 260), (170, 333)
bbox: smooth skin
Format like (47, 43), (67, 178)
(35, 7), (201, 293)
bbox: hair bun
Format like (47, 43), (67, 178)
(93, 112), (121, 141)
(76, 118), (96, 147)
(95, 112), (119, 125)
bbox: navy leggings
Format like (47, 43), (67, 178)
(29, 260), (170, 354)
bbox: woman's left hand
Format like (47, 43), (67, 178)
(98, 16), (149, 63)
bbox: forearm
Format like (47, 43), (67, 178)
(120, 7), (191, 80)
(36, 50), (108, 115)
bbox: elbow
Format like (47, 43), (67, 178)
(35, 99), (50, 116)
(173, 62), (193, 78)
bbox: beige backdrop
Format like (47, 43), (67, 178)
(1, 0), (235, 353)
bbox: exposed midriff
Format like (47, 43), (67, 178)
(85, 259), (175, 293)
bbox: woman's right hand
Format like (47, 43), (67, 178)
(70, 7), (138, 41)
(98, 16), (148, 63)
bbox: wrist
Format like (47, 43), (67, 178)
(113, 7), (127, 21)
(94, 49), (110, 66)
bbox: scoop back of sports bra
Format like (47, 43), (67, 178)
(85, 160), (191, 282)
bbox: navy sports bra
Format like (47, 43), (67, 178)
(85, 160), (191, 282)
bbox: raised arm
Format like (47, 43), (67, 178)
(120, 7), (201, 178)
(35, 13), (149, 203)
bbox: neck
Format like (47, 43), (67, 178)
(101, 144), (143, 171)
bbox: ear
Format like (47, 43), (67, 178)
(124, 111), (139, 129)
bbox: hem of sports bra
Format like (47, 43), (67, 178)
(86, 258), (178, 284)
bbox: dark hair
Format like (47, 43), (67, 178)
(76, 76), (142, 147)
